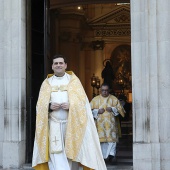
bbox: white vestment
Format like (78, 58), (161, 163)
(48, 73), (81, 170)
(92, 107), (119, 159)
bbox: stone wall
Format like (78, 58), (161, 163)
(0, 0), (170, 169)
(0, 0), (26, 168)
(131, 0), (170, 169)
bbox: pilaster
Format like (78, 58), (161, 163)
(0, 0), (26, 168)
(131, 0), (170, 169)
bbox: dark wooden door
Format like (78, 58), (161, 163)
(26, 0), (50, 163)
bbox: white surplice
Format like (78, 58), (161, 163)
(48, 73), (80, 170)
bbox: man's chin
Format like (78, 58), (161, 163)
(55, 72), (65, 76)
(55, 70), (62, 73)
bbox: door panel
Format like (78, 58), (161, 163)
(26, 0), (50, 163)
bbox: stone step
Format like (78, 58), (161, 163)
(0, 166), (133, 170)
(0, 163), (133, 170)
(107, 165), (133, 170)
(116, 158), (133, 165)
(117, 150), (132, 157)
(106, 156), (133, 165)
(22, 164), (33, 169)
(117, 146), (132, 153)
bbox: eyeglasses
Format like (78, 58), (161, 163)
(101, 89), (109, 92)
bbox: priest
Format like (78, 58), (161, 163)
(90, 83), (125, 164)
(32, 54), (107, 170)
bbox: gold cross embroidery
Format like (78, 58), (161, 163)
(53, 136), (59, 145)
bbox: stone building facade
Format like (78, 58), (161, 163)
(0, 0), (170, 170)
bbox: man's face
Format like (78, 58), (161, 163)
(100, 85), (110, 97)
(52, 58), (67, 76)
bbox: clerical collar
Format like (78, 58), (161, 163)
(54, 73), (66, 80)
(54, 73), (65, 78)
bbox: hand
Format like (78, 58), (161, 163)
(98, 108), (105, 114)
(106, 107), (112, 112)
(60, 102), (69, 110)
(50, 102), (61, 111)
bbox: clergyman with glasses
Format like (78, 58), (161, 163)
(90, 83), (125, 164)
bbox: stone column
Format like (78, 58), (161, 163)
(0, 0), (26, 168)
(131, 0), (170, 169)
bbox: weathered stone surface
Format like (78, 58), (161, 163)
(131, 0), (170, 169)
(0, 0), (26, 168)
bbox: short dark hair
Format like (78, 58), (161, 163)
(52, 54), (67, 63)
(101, 83), (110, 89)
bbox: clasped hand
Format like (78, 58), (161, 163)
(50, 102), (69, 111)
(98, 107), (112, 114)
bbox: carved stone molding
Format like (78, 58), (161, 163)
(115, 13), (130, 23)
(94, 25), (131, 37)
(88, 5), (130, 37)
(90, 7), (130, 23)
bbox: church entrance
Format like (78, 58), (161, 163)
(26, 0), (132, 168)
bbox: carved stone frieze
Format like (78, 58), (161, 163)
(95, 29), (130, 37)
(114, 14), (130, 23)
(94, 24), (131, 37)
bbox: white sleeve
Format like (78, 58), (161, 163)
(111, 107), (119, 116)
(92, 109), (99, 119)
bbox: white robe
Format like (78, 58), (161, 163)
(48, 73), (81, 170)
(92, 107), (119, 159)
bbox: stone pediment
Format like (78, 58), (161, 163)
(88, 5), (130, 25)
(88, 5), (130, 37)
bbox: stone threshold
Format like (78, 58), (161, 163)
(0, 164), (133, 170)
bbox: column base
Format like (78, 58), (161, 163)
(133, 143), (161, 170)
(3, 140), (26, 168)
